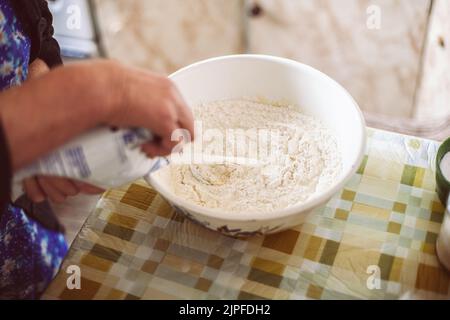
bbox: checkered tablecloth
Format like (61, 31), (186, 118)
(43, 128), (450, 300)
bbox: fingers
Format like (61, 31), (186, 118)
(24, 176), (104, 204)
(36, 176), (69, 203)
(141, 142), (172, 158)
(44, 176), (79, 196)
(23, 177), (46, 203)
(171, 87), (195, 141)
(151, 105), (181, 153)
(73, 181), (105, 194)
(149, 85), (194, 156)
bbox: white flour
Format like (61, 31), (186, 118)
(159, 99), (342, 214)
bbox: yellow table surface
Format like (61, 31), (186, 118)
(43, 128), (450, 300)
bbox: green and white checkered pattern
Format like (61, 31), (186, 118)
(43, 128), (450, 300)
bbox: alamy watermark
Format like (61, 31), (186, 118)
(66, 265), (81, 290)
(66, 4), (82, 30)
(169, 121), (297, 167)
(366, 265), (381, 290)
(366, 5), (382, 30)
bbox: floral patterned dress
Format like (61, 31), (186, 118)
(0, 0), (67, 299)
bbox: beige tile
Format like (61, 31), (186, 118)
(94, 0), (245, 74)
(414, 0), (450, 120)
(248, 0), (430, 117)
(359, 175), (400, 201)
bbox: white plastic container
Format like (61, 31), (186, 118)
(436, 199), (450, 271)
(435, 140), (450, 271)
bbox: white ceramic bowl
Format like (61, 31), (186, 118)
(147, 55), (366, 237)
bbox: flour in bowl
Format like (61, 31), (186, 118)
(159, 99), (342, 214)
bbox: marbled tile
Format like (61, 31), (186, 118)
(414, 0), (450, 121)
(247, 0), (430, 117)
(93, 0), (245, 74)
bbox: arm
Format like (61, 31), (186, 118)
(22, 59), (104, 202)
(2, 59), (194, 171)
(0, 59), (194, 203)
(0, 60), (115, 171)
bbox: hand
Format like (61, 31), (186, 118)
(106, 62), (195, 157)
(23, 176), (105, 203)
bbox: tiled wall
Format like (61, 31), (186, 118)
(94, 0), (245, 73)
(93, 0), (448, 122)
(414, 0), (450, 121)
(247, 0), (430, 118)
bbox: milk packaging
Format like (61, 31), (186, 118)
(11, 127), (165, 201)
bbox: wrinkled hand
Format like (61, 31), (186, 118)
(107, 62), (195, 157)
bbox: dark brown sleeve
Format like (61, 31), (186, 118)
(36, 0), (63, 68)
(0, 119), (12, 213)
(11, 0), (63, 68)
